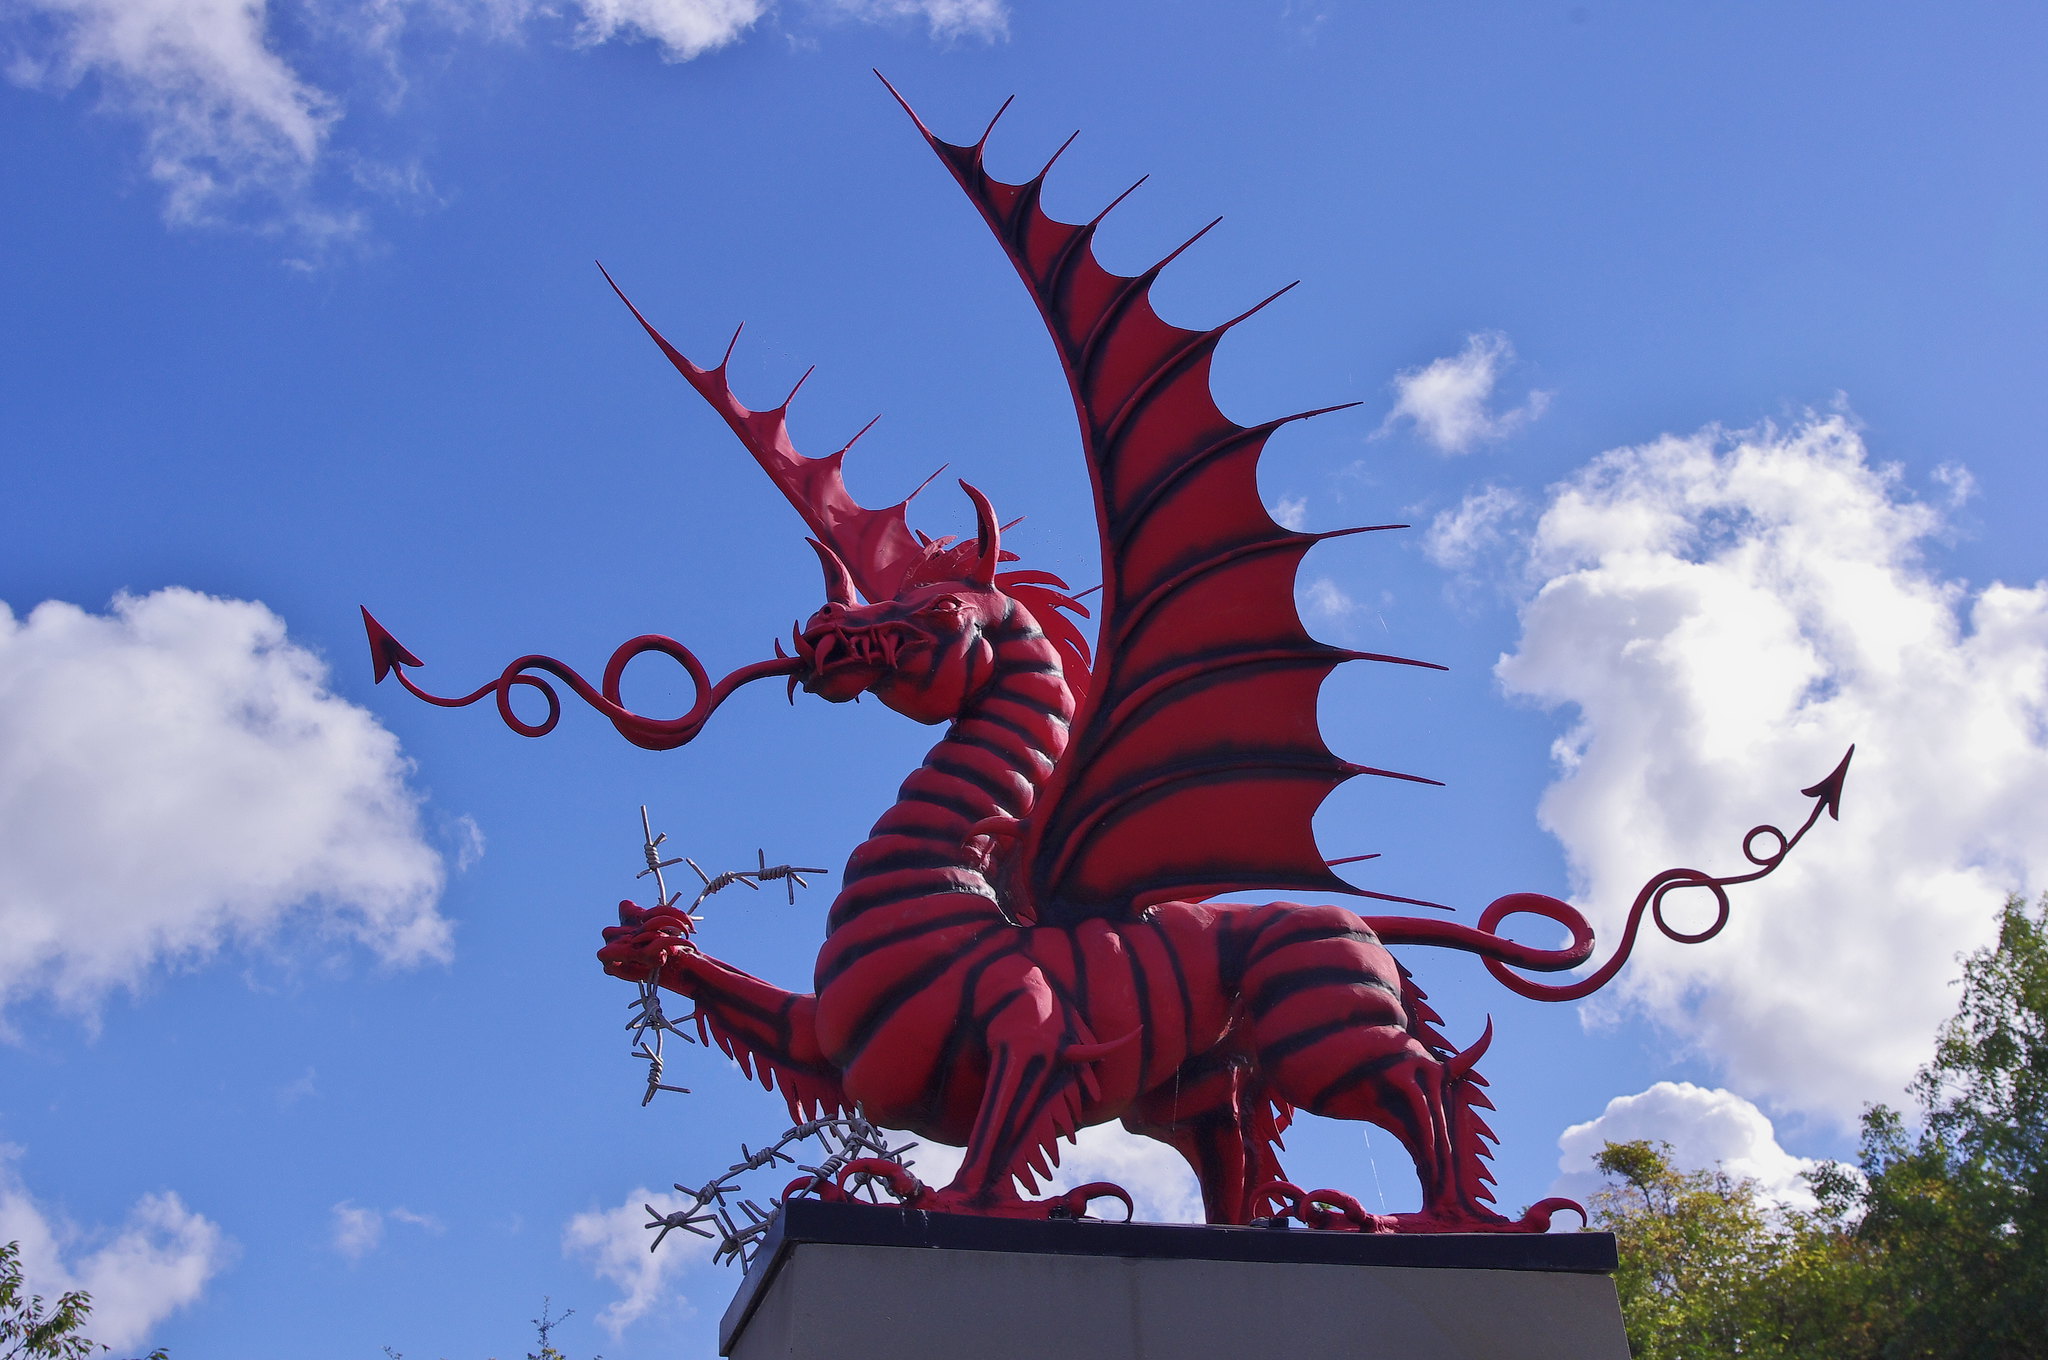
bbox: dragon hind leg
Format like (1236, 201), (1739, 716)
(1237, 903), (1541, 1230)
(1123, 1046), (1291, 1225)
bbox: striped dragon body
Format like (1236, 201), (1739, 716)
(638, 591), (1505, 1224)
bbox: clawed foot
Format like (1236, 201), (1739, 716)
(598, 899), (699, 981)
(1252, 1182), (1399, 1232)
(803, 1159), (1134, 1222)
(1251, 1182), (1583, 1234)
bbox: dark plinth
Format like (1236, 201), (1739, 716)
(721, 1200), (1629, 1359)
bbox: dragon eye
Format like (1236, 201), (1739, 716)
(923, 595), (964, 615)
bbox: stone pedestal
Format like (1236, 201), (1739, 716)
(721, 1201), (1629, 1360)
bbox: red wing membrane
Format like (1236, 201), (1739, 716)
(889, 82), (1443, 925)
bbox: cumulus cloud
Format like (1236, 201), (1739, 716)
(4, 0), (345, 233)
(0, 1146), (229, 1351)
(1425, 483), (1526, 572)
(1270, 494), (1310, 531)
(561, 0), (764, 57)
(564, 1187), (713, 1335)
(906, 1122), (1205, 1224)
(1379, 332), (1550, 455)
(0, 587), (452, 1023)
(1496, 413), (2048, 1124)
(1552, 1082), (1821, 1209)
(820, 0), (1004, 39)
(3, 0), (1007, 242)
(569, 1123), (1199, 1333)
(1299, 575), (1359, 624)
(330, 1201), (442, 1259)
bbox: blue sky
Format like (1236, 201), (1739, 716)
(6, 2), (2048, 1355)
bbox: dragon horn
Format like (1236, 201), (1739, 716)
(597, 262), (927, 601)
(807, 538), (858, 607)
(958, 480), (1001, 587)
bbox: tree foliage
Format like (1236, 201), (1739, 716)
(0, 1241), (165, 1360)
(1595, 893), (2048, 1359)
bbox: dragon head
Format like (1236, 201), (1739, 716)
(794, 482), (1009, 723)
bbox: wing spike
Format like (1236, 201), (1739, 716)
(1353, 888), (1454, 911)
(720, 323), (744, 370)
(1037, 129), (1081, 181)
(1341, 761), (1446, 787)
(1312, 523), (1408, 542)
(1325, 853), (1381, 867)
(1153, 216), (1225, 277)
(835, 413), (884, 457)
(1216, 279), (1300, 333)
(780, 365), (816, 409)
(1282, 399), (1366, 424)
(1090, 176), (1150, 228)
(902, 463), (947, 504)
(975, 95), (1017, 153)
(1342, 649), (1449, 673)
(873, 70), (934, 139)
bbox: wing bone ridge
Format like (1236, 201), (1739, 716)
(1093, 279), (1296, 460)
(1073, 217), (1224, 387)
(1110, 533), (1404, 650)
(1111, 402), (1369, 549)
(1087, 648), (1365, 756)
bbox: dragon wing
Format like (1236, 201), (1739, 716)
(889, 83), (1445, 926)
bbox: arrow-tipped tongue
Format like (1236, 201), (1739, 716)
(1801, 744), (1855, 820)
(361, 607), (425, 684)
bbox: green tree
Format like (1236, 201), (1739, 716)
(0, 1241), (166, 1360)
(1590, 1140), (1863, 1359)
(1594, 892), (2048, 1359)
(1848, 892), (2048, 1359)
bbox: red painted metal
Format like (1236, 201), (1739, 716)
(366, 84), (1851, 1231)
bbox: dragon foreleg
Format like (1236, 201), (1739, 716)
(914, 952), (1114, 1214)
(598, 903), (846, 1120)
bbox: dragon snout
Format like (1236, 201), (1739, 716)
(797, 620), (923, 701)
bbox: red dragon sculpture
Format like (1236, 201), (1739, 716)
(363, 81), (1850, 1233)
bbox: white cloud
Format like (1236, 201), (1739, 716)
(331, 1201), (442, 1259)
(562, 0), (763, 57)
(569, 1123), (1198, 1333)
(4, 0), (345, 233)
(1271, 494), (1310, 531)
(0, 587), (453, 1023)
(820, 0), (1004, 39)
(1425, 483), (1526, 572)
(1299, 575), (1358, 623)
(1496, 413), (2048, 1124)
(1379, 331), (1550, 455)
(1553, 1082), (1820, 1210)
(3, 0), (1008, 242)
(330, 1202), (383, 1259)
(564, 1187), (711, 1335)
(904, 1122), (1204, 1224)
(0, 1146), (229, 1351)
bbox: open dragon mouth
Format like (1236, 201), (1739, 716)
(797, 620), (927, 700)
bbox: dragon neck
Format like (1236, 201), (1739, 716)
(827, 599), (1074, 934)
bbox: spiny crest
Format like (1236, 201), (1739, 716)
(600, 264), (1094, 692)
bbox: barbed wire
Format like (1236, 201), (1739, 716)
(642, 1112), (922, 1268)
(621, 807), (908, 1269)
(623, 806), (825, 1107)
